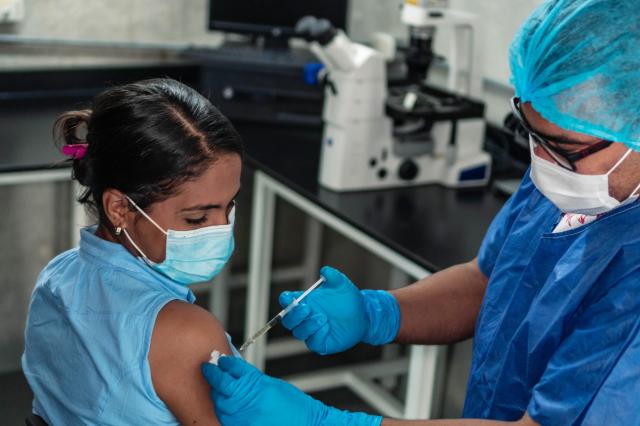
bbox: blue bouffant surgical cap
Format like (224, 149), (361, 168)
(510, 0), (640, 150)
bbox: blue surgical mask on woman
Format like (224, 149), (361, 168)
(121, 195), (235, 285)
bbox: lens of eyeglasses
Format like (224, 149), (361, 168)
(514, 97), (576, 170)
(531, 136), (574, 170)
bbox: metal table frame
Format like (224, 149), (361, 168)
(243, 170), (445, 419)
(0, 168), (87, 245)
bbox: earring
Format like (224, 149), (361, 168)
(115, 227), (122, 236)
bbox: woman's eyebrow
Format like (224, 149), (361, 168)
(180, 204), (220, 212)
(180, 188), (241, 212)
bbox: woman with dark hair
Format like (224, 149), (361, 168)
(21, 78), (244, 425)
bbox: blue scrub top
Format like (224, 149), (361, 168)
(465, 171), (640, 425)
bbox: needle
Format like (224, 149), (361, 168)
(238, 277), (326, 352)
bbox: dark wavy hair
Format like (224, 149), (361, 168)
(53, 78), (244, 225)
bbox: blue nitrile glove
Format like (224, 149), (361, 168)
(202, 356), (382, 426)
(278, 266), (401, 355)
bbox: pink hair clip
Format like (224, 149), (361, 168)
(62, 144), (88, 159)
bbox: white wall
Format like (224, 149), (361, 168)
(449, 0), (544, 87)
(448, 0), (544, 123)
(349, 0), (545, 125)
(0, 0), (222, 46)
(351, 0), (544, 85)
(345, 0), (549, 125)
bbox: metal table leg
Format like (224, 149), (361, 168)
(70, 180), (90, 247)
(209, 265), (231, 328)
(404, 345), (445, 419)
(302, 216), (323, 286)
(244, 171), (276, 370)
(245, 171), (444, 417)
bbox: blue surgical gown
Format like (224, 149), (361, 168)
(464, 171), (640, 425)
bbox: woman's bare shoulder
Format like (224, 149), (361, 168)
(154, 301), (230, 349)
(149, 300), (232, 425)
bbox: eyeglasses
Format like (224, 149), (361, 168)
(510, 97), (613, 171)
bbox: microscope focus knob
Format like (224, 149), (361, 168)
(398, 159), (419, 181)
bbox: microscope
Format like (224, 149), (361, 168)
(297, 0), (491, 192)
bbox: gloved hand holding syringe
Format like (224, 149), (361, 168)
(238, 276), (326, 352)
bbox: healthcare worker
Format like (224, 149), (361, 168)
(202, 1), (640, 425)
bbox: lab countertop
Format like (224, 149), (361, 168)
(0, 44), (191, 72)
(237, 122), (506, 272)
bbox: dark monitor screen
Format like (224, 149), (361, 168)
(208, 0), (348, 38)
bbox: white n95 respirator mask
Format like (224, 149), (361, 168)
(122, 195), (235, 286)
(529, 136), (640, 216)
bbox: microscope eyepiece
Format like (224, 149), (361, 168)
(295, 16), (338, 46)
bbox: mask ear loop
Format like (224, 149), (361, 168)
(606, 149), (633, 176)
(605, 149), (640, 201)
(120, 195), (167, 264)
(629, 180), (640, 198)
(123, 195), (168, 236)
(121, 228), (154, 264)
(624, 150), (640, 197)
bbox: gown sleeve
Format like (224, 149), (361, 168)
(528, 269), (640, 426)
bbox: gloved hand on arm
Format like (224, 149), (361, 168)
(279, 266), (401, 355)
(202, 356), (382, 426)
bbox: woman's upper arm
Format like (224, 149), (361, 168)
(149, 300), (232, 425)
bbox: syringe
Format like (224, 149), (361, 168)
(238, 277), (326, 352)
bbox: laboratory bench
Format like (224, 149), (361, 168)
(238, 122), (504, 272)
(0, 56), (508, 420)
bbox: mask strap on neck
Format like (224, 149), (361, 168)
(124, 195), (168, 236)
(607, 149), (633, 176)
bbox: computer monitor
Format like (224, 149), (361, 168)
(208, 0), (349, 40)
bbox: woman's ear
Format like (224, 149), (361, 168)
(102, 189), (131, 230)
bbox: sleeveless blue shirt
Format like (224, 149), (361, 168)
(22, 226), (230, 425)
